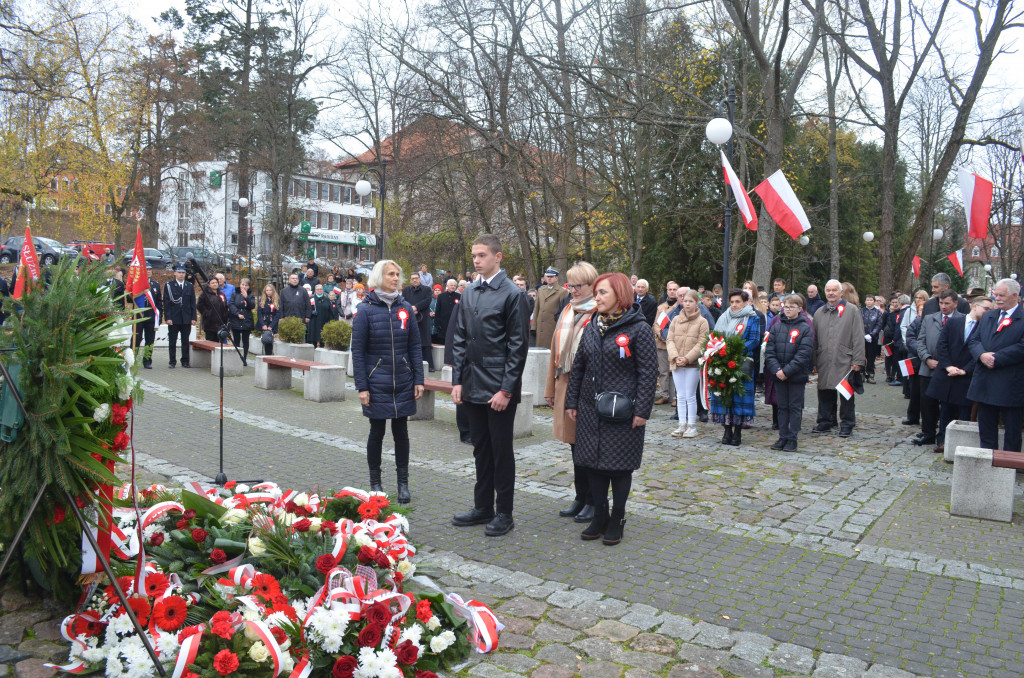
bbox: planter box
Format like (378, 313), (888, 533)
(276, 341), (314, 362)
(314, 348), (349, 369)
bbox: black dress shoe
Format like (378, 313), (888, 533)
(838, 428), (853, 438)
(812, 424), (832, 433)
(452, 507), (494, 526)
(782, 440), (798, 452)
(573, 504), (595, 523)
(902, 418), (919, 426)
(670, 411), (678, 420)
(912, 436), (936, 446)
(168, 363), (176, 369)
(484, 513), (514, 536)
(460, 435), (473, 445)
(559, 500), (585, 517)
(143, 362), (152, 369)
(770, 439), (786, 450)
(181, 363), (191, 369)
(698, 413), (709, 423)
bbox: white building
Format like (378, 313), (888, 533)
(156, 161), (379, 261)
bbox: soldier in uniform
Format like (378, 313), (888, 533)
(134, 263), (163, 369)
(535, 267), (569, 353)
(163, 264), (197, 368)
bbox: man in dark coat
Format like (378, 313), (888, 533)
(634, 279), (658, 325)
(403, 272), (435, 371)
(444, 299), (472, 445)
(134, 263), (163, 369)
(280, 273), (311, 324)
(162, 265), (196, 368)
(434, 278), (460, 342)
(913, 290), (962, 447)
(451, 234), (530, 537)
(861, 295), (883, 383)
(927, 294), (991, 454)
(967, 278), (1024, 452)
(806, 284), (825, 317)
(922, 272), (971, 316)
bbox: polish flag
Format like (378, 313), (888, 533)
(898, 359), (916, 377)
(882, 343), (893, 357)
(126, 226), (159, 324)
(721, 151), (757, 231)
(11, 225), (40, 300)
(947, 249), (964, 276)
(655, 310), (670, 331)
(753, 169), (811, 240)
(958, 168), (993, 239)
(836, 378), (855, 400)
(912, 256), (921, 279)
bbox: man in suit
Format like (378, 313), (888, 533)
(135, 263), (163, 369)
(402, 272), (435, 371)
(163, 265), (197, 368)
(634, 279), (658, 325)
(928, 294), (992, 453)
(913, 290), (962, 446)
(922, 272), (971, 316)
(968, 279), (1024, 452)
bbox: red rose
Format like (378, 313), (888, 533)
(191, 528), (209, 543)
(365, 601), (391, 629)
(416, 599), (432, 623)
(149, 532), (165, 547)
(293, 518), (312, 532)
(332, 656), (358, 678)
(719, 348), (727, 356)
(374, 550), (391, 569)
(213, 649), (240, 676)
(293, 505), (309, 517)
(357, 624), (382, 647)
(316, 554), (337, 574)
(175, 518), (189, 530)
(727, 360), (736, 369)
(357, 545), (376, 565)
(210, 611), (235, 640)
(416, 672), (439, 678)
(396, 639), (419, 665)
(320, 520), (338, 535)
(183, 509), (197, 520)
(209, 549), (227, 564)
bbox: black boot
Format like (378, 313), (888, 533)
(602, 509), (626, 545)
(574, 504), (596, 523)
(729, 425), (742, 446)
(396, 467), (411, 504)
(369, 468), (383, 493)
(721, 424), (733, 445)
(580, 503), (609, 540)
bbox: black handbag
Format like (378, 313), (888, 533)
(261, 330), (274, 344)
(592, 328), (635, 424)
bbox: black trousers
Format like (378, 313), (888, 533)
(776, 380), (805, 442)
(423, 343), (435, 371)
(976, 404), (1023, 452)
(262, 339), (274, 356)
(864, 341), (880, 376)
(817, 388), (855, 429)
(135, 321), (155, 363)
(885, 354), (897, 381)
(589, 469), (632, 513)
(465, 401), (518, 515)
(905, 375), (920, 423)
(367, 417), (410, 469)
(938, 402), (973, 443)
(919, 376), (939, 440)
(455, 404), (471, 439)
(231, 328), (251, 359)
(167, 323), (192, 365)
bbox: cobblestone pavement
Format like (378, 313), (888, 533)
(118, 351), (1024, 677)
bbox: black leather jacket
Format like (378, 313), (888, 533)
(451, 270), (530, 404)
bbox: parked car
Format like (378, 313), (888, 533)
(0, 236), (79, 266)
(68, 241), (115, 261)
(169, 247), (221, 272)
(123, 247), (174, 269)
(280, 255), (303, 275)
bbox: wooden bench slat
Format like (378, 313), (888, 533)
(423, 378), (453, 394)
(991, 449), (1024, 470)
(191, 340), (221, 351)
(262, 356), (328, 371)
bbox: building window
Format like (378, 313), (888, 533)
(332, 185), (341, 202)
(991, 246), (999, 257)
(345, 186), (352, 204)
(972, 246), (981, 257)
(330, 244), (339, 257)
(231, 200), (239, 213)
(331, 213), (340, 230)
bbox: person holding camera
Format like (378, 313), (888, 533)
(197, 276), (230, 342)
(228, 277), (256, 361)
(565, 272), (657, 546)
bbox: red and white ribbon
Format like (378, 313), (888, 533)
(445, 593), (503, 653)
(789, 329), (799, 344)
(397, 308), (409, 330)
(243, 620), (285, 676)
(141, 502), (184, 529)
(615, 334), (631, 358)
(172, 630), (203, 678)
(43, 612), (102, 673)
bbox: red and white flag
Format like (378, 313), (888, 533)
(882, 343), (893, 357)
(11, 225), (40, 300)
(753, 169), (811, 240)
(947, 249), (964, 276)
(721, 151), (757, 231)
(898, 359), (916, 377)
(655, 310), (670, 331)
(836, 378), (855, 400)
(958, 168), (993, 240)
(912, 256), (921, 279)
(126, 226), (159, 323)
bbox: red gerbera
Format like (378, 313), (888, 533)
(120, 596), (151, 625)
(213, 649), (240, 676)
(250, 573), (281, 598)
(71, 614), (106, 638)
(145, 572), (170, 598)
(152, 596), (188, 632)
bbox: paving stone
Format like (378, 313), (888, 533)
(572, 637), (619, 661)
(666, 663), (725, 678)
(629, 632), (677, 654)
(578, 598), (629, 619)
(547, 588), (603, 609)
(0, 664), (8, 677)
(495, 572), (544, 591)
(813, 653), (868, 677)
(580, 660), (624, 678)
(523, 582), (569, 599)
(0, 612), (50, 645)
(611, 650), (673, 671)
(534, 643), (581, 668)
(691, 622), (734, 649)
(767, 643), (816, 674)
(13, 658), (55, 678)
(500, 597), (548, 619)
(531, 666), (575, 678)
(619, 604), (663, 630)
(721, 658), (774, 678)
(497, 633), (536, 651)
(623, 669), (661, 678)
(862, 665), (915, 678)
(0, 591), (33, 613)
(0, 645), (31, 664)
(499, 616), (536, 635)
(491, 653), (541, 673)
(472, 583), (518, 600)
(730, 631), (774, 664)
(587, 620), (640, 642)
(531, 622), (578, 643)
(676, 643), (730, 668)
(15, 640), (64, 663)
(547, 607), (599, 630)
(469, 664), (519, 678)
(657, 615), (698, 641)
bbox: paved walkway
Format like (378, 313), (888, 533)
(122, 351), (1024, 677)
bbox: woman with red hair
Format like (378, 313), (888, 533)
(565, 272), (657, 546)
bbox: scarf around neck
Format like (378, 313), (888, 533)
(713, 303), (756, 337)
(596, 307), (626, 336)
(376, 290), (400, 306)
(553, 295), (597, 377)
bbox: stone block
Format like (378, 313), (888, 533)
(288, 343), (315, 362)
(514, 392), (534, 438)
(304, 365), (346, 402)
(412, 389), (435, 421)
(950, 446), (1016, 522)
(190, 345), (212, 369)
(431, 344), (445, 369)
(254, 356), (292, 390)
(524, 348), (551, 405)
(210, 346), (244, 377)
(313, 348), (349, 369)
(441, 365), (453, 382)
(944, 419), (979, 464)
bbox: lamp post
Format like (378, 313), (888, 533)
(791, 234), (809, 287)
(928, 227), (943, 282)
(705, 85), (735, 294)
(355, 157), (387, 261)
(858, 231), (874, 291)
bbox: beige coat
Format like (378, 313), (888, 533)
(544, 306), (595, 444)
(652, 301), (674, 349)
(812, 302), (866, 387)
(535, 285), (566, 351)
(666, 310), (709, 370)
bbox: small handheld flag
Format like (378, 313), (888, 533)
(898, 359), (915, 377)
(656, 311), (670, 331)
(882, 343), (893, 357)
(912, 256), (921, 280)
(836, 378), (855, 400)
(11, 225), (40, 300)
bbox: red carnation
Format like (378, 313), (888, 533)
(357, 624), (383, 648)
(357, 545), (376, 565)
(293, 518), (312, 532)
(210, 611), (235, 640)
(112, 431), (130, 451)
(149, 532), (165, 547)
(332, 656), (358, 678)
(374, 550), (391, 569)
(177, 625), (203, 642)
(50, 504), (66, 525)
(270, 626), (288, 645)
(224, 481), (237, 489)
(213, 649), (240, 676)
(209, 549), (227, 565)
(719, 348), (727, 356)
(175, 518), (189, 530)
(316, 554), (337, 574)
(111, 405), (128, 426)
(416, 599), (432, 623)
(183, 509), (197, 520)
(727, 360), (736, 369)
(152, 596), (187, 632)
(396, 639), (419, 665)
(191, 528), (209, 544)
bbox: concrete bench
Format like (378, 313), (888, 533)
(944, 420), (979, 464)
(950, 447), (1022, 522)
(412, 378), (533, 437)
(190, 340), (245, 376)
(255, 356), (346, 402)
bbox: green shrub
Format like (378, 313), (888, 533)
(278, 316), (306, 343)
(321, 320), (352, 351)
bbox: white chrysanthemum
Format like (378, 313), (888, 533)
(93, 404), (111, 422)
(108, 613), (135, 637)
(396, 559), (415, 577)
(154, 631), (180, 657)
(249, 641), (270, 663)
(235, 484), (250, 494)
(265, 611), (292, 628)
(426, 615), (441, 631)
(81, 644), (106, 663)
(123, 348), (135, 367)
(399, 624), (423, 644)
(353, 532), (372, 547)
(104, 655), (125, 678)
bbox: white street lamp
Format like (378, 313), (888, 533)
(355, 180), (372, 198)
(1013, 273), (1019, 280)
(932, 228), (943, 240)
(238, 197), (249, 210)
(705, 118), (733, 146)
(863, 231), (874, 243)
(799, 235), (810, 246)
(985, 264), (993, 272)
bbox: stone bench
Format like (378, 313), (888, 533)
(412, 378), (533, 437)
(190, 340), (244, 376)
(944, 420), (979, 464)
(255, 356), (346, 402)
(950, 447), (1022, 522)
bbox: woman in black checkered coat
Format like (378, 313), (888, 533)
(566, 272), (657, 546)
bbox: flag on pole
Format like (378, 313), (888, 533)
(753, 169), (812, 240)
(912, 256), (921, 279)
(898, 359), (916, 377)
(720, 151), (758, 231)
(655, 310), (670, 331)
(882, 343), (893, 357)
(947, 249), (964, 276)
(125, 226), (159, 324)
(958, 168), (993, 239)
(836, 377), (855, 400)
(11, 225), (40, 300)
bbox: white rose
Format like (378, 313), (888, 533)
(282, 513), (296, 526)
(308, 518), (322, 532)
(429, 636), (448, 653)
(729, 377), (737, 383)
(713, 391), (721, 396)
(92, 404), (111, 422)
(221, 509), (247, 526)
(249, 641), (270, 663)
(248, 537), (267, 556)
(293, 492), (309, 507)
(235, 484), (250, 494)
(354, 532), (372, 547)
